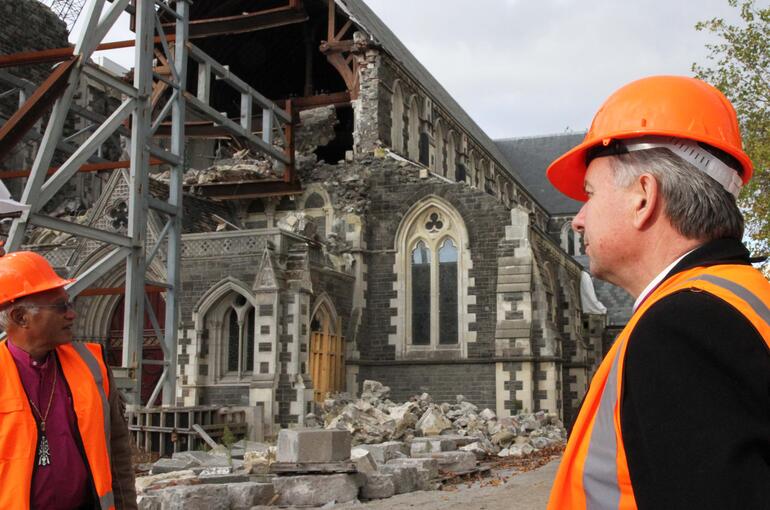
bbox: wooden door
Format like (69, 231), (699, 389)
(309, 309), (345, 402)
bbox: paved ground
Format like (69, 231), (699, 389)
(335, 458), (559, 510)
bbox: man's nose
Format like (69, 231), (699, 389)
(572, 204), (586, 234)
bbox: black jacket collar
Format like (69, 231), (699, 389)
(665, 238), (752, 281)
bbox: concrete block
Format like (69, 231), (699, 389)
(357, 441), (408, 465)
(410, 437), (457, 455)
(272, 474), (360, 507)
(351, 448), (378, 475)
(227, 482), (275, 510)
(378, 464), (418, 494)
(386, 457), (439, 479)
(277, 428), (352, 463)
(360, 473), (395, 500)
(156, 484), (230, 510)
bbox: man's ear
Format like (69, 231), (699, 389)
(631, 173), (659, 230)
(9, 306), (28, 328)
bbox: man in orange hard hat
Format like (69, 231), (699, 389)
(0, 250), (137, 509)
(546, 75), (770, 509)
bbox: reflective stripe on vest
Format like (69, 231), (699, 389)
(548, 264), (770, 510)
(0, 341), (115, 510)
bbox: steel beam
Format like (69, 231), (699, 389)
(0, 58), (77, 162)
(164, 4), (308, 39)
(122, 0), (155, 406)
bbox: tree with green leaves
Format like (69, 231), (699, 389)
(693, 0), (770, 270)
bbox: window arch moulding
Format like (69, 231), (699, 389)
(389, 197), (476, 358)
(193, 277), (258, 383)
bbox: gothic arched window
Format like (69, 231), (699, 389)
(223, 296), (255, 377)
(393, 199), (474, 357)
(405, 210), (464, 347)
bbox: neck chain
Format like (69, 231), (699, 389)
(28, 357), (57, 467)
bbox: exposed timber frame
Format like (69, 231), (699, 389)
(320, 0), (362, 99)
(0, 0), (294, 408)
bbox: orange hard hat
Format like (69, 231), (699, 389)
(547, 75), (753, 201)
(0, 251), (74, 306)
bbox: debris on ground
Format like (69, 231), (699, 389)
(320, 380), (566, 457)
(137, 381), (566, 508)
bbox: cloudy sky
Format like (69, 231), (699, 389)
(66, 0), (739, 140)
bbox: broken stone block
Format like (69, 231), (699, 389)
(136, 470), (198, 494)
(277, 428), (351, 463)
(350, 448), (378, 475)
(479, 408), (497, 421)
(410, 437), (457, 455)
(360, 473), (395, 500)
(243, 449), (273, 474)
(356, 441), (408, 465)
(459, 441), (488, 460)
(531, 436), (550, 449)
(272, 474), (360, 506)
(137, 494), (161, 510)
(386, 457), (439, 480)
(361, 380), (391, 401)
(414, 467), (433, 491)
(150, 458), (196, 475)
(416, 406), (452, 436)
(227, 482), (275, 510)
(427, 451), (477, 473)
(491, 429), (516, 447)
(378, 464), (418, 494)
(156, 484), (230, 510)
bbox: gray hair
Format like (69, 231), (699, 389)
(607, 148), (744, 241)
(0, 302), (38, 331)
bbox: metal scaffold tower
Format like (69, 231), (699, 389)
(43, 0), (89, 31)
(0, 0), (293, 408)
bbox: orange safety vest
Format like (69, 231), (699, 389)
(0, 341), (115, 510)
(548, 264), (770, 510)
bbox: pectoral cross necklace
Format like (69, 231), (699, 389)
(28, 358), (57, 467)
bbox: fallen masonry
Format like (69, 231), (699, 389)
(137, 382), (566, 508)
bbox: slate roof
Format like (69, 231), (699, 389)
(494, 133), (585, 215)
(573, 255), (634, 326)
(338, 0), (526, 186)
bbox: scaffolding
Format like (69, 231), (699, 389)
(0, 0), (294, 408)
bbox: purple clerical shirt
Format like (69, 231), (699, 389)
(7, 340), (93, 510)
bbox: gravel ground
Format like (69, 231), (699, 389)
(333, 457), (560, 510)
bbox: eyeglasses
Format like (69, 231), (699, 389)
(26, 301), (74, 314)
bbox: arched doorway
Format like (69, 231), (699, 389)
(107, 293), (166, 406)
(308, 300), (345, 402)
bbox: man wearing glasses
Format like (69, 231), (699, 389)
(0, 250), (136, 510)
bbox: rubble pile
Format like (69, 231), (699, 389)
(318, 380), (566, 458)
(137, 440), (277, 510)
(182, 148), (277, 185)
